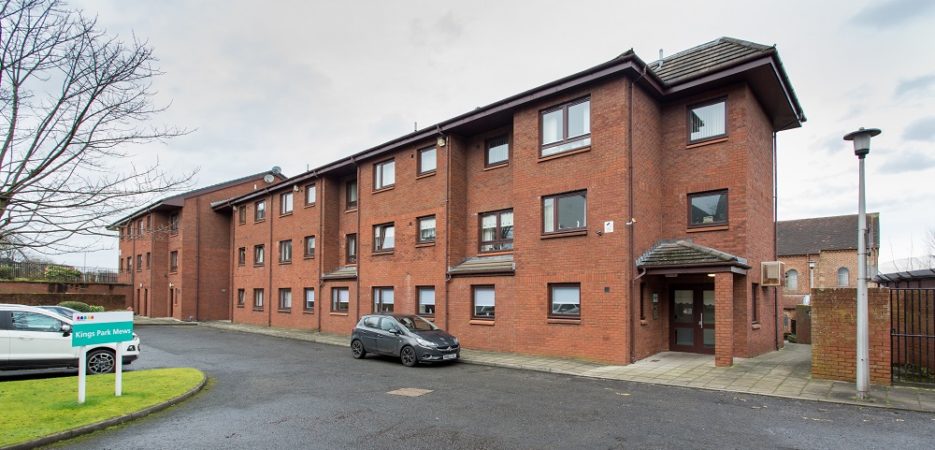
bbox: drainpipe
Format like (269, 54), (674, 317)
(355, 162), (361, 322)
(444, 134), (451, 331)
(627, 77), (637, 363)
(268, 193), (273, 327)
(228, 207), (235, 322)
(773, 131), (779, 350)
(195, 197), (201, 321)
(317, 176), (323, 332)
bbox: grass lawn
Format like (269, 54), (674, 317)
(0, 368), (204, 447)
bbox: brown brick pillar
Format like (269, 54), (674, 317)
(715, 272), (734, 367)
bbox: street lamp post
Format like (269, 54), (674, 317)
(843, 127), (881, 400)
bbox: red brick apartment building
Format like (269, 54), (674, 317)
(109, 170), (285, 320)
(211, 37), (806, 366)
(778, 213), (880, 334)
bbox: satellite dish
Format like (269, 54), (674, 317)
(271, 166), (282, 174)
(263, 174), (275, 183)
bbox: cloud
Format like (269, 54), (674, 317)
(895, 74), (935, 98)
(851, 0), (935, 28)
(410, 11), (464, 47)
(878, 150), (935, 174)
(903, 117), (935, 141)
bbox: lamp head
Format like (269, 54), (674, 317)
(843, 127), (881, 158)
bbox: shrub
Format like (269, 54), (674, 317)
(88, 305), (105, 312)
(58, 300), (92, 312)
(44, 265), (81, 282)
(0, 265), (13, 279)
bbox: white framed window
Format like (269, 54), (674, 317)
(373, 287), (394, 313)
(418, 286), (436, 316)
(418, 146), (437, 175)
(304, 288), (315, 311)
(472, 285), (495, 319)
(280, 192), (293, 214)
(374, 159), (395, 190)
(837, 267), (850, 286)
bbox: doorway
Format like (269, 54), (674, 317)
(669, 285), (715, 354)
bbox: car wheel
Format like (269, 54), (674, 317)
(400, 345), (418, 367)
(351, 339), (367, 359)
(87, 349), (116, 374)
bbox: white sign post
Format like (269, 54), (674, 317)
(71, 311), (134, 404)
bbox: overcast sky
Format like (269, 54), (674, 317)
(61, 0), (934, 270)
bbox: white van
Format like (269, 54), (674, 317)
(0, 303), (141, 374)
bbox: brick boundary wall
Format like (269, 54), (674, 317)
(0, 293), (127, 311)
(811, 288), (891, 385)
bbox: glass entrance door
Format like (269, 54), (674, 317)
(669, 285), (715, 354)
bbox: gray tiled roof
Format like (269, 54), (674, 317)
(448, 255), (515, 276)
(322, 266), (358, 280)
(648, 37), (774, 85)
(636, 240), (749, 269)
(777, 213), (880, 256)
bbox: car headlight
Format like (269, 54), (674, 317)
(452, 337), (459, 346)
(416, 337), (437, 348)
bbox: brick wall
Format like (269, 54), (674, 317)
(811, 288), (891, 385)
(0, 281), (132, 300)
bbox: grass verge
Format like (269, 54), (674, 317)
(0, 368), (204, 447)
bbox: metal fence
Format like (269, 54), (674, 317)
(0, 261), (120, 284)
(891, 288), (935, 385)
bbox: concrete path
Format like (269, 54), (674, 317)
(192, 320), (935, 413)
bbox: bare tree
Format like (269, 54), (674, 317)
(0, 0), (192, 255)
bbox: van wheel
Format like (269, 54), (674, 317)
(351, 339), (367, 359)
(400, 346), (418, 367)
(87, 349), (116, 374)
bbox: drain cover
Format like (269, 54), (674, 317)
(387, 388), (433, 397)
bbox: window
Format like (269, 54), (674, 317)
(374, 159), (395, 190)
(752, 283), (760, 323)
(332, 287), (349, 312)
(170, 214), (180, 232)
(304, 288), (315, 311)
(169, 251), (178, 272)
(304, 236), (316, 258)
(688, 190), (728, 227)
(543, 191), (587, 234)
(255, 200), (266, 221)
(346, 234), (357, 264)
(145, 215), (151, 230)
(136, 254), (142, 271)
(254, 245), (265, 265)
(480, 209), (513, 252)
(238, 247), (246, 266)
(417, 286), (435, 316)
(346, 179), (358, 209)
(417, 216), (436, 244)
(786, 269), (798, 291)
(549, 283), (581, 319)
(279, 288), (292, 310)
(373, 287), (394, 313)
(253, 288), (264, 310)
(139, 220), (145, 235)
(373, 223), (395, 253)
(305, 184), (316, 205)
(119, 258), (124, 272)
(146, 252), (151, 268)
(541, 97), (590, 157)
(237, 289), (245, 307)
(486, 135), (510, 167)
(126, 256), (132, 273)
(688, 98), (726, 143)
(418, 146), (436, 175)
(11, 312), (62, 332)
(280, 192), (293, 215)
(837, 267), (850, 286)
(279, 240), (292, 263)
(238, 206), (246, 225)
(472, 285), (495, 319)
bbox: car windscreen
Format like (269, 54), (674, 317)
(396, 315), (437, 332)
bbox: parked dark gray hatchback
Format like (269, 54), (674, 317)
(351, 314), (460, 367)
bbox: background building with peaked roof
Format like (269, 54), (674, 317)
(109, 170), (286, 319)
(777, 213), (880, 335)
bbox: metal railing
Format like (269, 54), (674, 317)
(891, 288), (935, 385)
(0, 261), (120, 284)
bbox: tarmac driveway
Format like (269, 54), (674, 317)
(55, 325), (935, 449)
